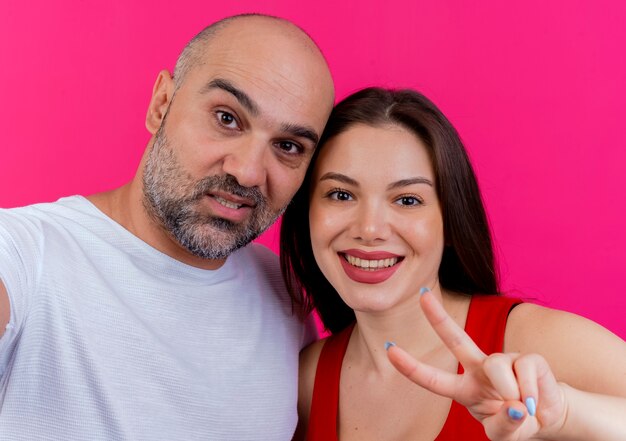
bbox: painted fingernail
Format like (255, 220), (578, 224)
(384, 341), (396, 351)
(419, 287), (430, 296)
(525, 397), (536, 416)
(508, 408), (524, 421)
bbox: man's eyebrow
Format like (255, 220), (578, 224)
(319, 172), (358, 186)
(387, 177), (433, 190)
(201, 79), (319, 145)
(201, 78), (259, 116)
(280, 122), (320, 146)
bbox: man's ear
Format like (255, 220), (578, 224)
(146, 70), (175, 134)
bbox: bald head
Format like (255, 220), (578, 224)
(173, 14), (331, 93)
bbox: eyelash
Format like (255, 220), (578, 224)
(324, 188), (424, 207)
(394, 194), (424, 207)
(325, 187), (353, 201)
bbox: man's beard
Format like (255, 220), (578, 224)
(142, 126), (284, 260)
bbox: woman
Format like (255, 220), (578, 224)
(281, 88), (626, 440)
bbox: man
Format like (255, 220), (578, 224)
(0, 14), (334, 440)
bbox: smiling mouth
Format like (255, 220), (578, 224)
(341, 253), (403, 271)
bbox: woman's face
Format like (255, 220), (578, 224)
(309, 123), (445, 313)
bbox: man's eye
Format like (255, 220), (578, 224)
(216, 111), (239, 129)
(276, 141), (302, 154)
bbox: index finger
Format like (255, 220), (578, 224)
(420, 289), (486, 365)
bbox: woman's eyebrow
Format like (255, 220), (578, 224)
(319, 174), (433, 189)
(319, 172), (358, 186)
(387, 177), (433, 190)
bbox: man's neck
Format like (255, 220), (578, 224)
(87, 180), (227, 271)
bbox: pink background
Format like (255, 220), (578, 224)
(1, 1), (625, 338)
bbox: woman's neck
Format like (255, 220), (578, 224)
(347, 289), (470, 377)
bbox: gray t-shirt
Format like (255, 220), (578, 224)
(0, 196), (315, 440)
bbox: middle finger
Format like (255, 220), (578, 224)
(483, 352), (522, 401)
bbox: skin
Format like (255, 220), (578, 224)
(387, 291), (626, 440)
(0, 16), (334, 333)
(296, 123), (626, 440)
(96, 16), (335, 270)
(309, 124), (445, 315)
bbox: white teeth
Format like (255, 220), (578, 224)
(345, 254), (398, 271)
(214, 196), (242, 209)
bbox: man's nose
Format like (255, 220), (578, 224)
(222, 139), (267, 188)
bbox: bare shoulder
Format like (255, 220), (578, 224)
(505, 302), (625, 351)
(301, 336), (326, 364)
(294, 337), (327, 441)
(505, 302), (626, 395)
(298, 338), (327, 407)
(0, 280), (9, 336)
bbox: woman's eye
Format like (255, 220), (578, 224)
(216, 111), (239, 129)
(329, 190), (353, 201)
(396, 196), (422, 206)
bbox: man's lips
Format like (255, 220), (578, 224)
(203, 192), (255, 223)
(208, 191), (256, 209)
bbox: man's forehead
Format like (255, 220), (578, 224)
(186, 51), (331, 121)
(190, 39), (316, 97)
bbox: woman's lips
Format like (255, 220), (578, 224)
(338, 249), (403, 284)
(342, 249), (401, 260)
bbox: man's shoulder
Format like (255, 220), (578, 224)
(0, 196), (100, 238)
(228, 243), (300, 314)
(0, 195), (93, 222)
(232, 242), (280, 269)
(243, 241), (278, 257)
(0, 197), (62, 238)
(231, 243), (285, 290)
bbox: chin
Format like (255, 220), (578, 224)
(344, 295), (399, 314)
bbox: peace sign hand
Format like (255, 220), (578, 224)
(386, 289), (567, 441)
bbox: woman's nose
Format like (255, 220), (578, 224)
(350, 202), (391, 243)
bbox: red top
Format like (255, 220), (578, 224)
(306, 295), (522, 441)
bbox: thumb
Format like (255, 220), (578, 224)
(483, 401), (530, 441)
